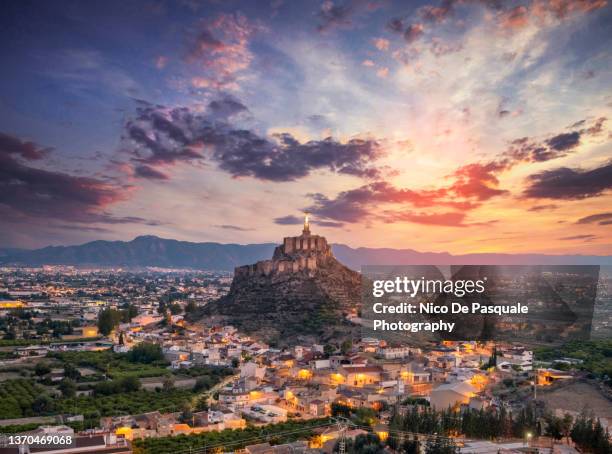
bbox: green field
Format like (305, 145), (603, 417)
(50, 350), (170, 379)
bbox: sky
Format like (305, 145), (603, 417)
(0, 0), (611, 254)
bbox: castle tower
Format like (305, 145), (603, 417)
(303, 211), (311, 236)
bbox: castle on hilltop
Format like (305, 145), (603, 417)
(235, 213), (334, 278)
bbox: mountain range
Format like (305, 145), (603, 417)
(1, 235), (610, 270)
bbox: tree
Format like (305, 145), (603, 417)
(97, 308), (122, 335)
(544, 414), (563, 440)
(121, 304), (138, 322)
(127, 342), (164, 363)
(185, 301), (198, 313)
(169, 303), (182, 315)
(180, 401), (193, 424)
(341, 340), (353, 355)
(194, 376), (213, 392)
(34, 362), (51, 377)
(121, 376), (141, 392)
(163, 376), (175, 392)
(324, 344), (336, 357)
(561, 414), (573, 443)
(194, 396), (209, 412)
(32, 395), (55, 414)
(64, 363), (81, 381)
(59, 379), (76, 398)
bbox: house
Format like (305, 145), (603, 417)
(430, 381), (477, 409)
(309, 400), (328, 417)
(340, 366), (383, 387)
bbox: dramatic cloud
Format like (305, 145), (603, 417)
(0, 133), (134, 225)
(449, 162), (508, 201)
(122, 99), (386, 182)
(287, 114), (610, 229)
(304, 180), (480, 227)
(505, 117), (606, 163)
(576, 212), (612, 225)
(523, 162), (612, 200)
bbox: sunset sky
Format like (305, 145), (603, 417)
(1, 0), (611, 254)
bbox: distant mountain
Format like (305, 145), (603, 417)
(331, 245), (612, 269)
(0, 236), (276, 270)
(1, 235), (610, 269)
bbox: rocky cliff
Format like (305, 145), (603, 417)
(200, 221), (362, 345)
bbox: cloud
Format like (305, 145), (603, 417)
(418, 0), (458, 23)
(495, 0), (607, 31)
(545, 0), (608, 19)
(0, 133), (52, 160)
(316, 0), (382, 32)
(373, 37), (390, 50)
(304, 180), (481, 227)
(376, 67), (389, 78)
(274, 215), (303, 225)
(576, 212), (612, 225)
(122, 99), (386, 182)
(404, 23), (425, 43)
(0, 132), (137, 225)
(546, 131), (581, 151)
(208, 97), (248, 118)
(134, 165), (170, 180)
(382, 210), (468, 227)
(186, 13), (259, 90)
(527, 204), (558, 212)
(449, 162), (508, 201)
(498, 5), (530, 29)
(523, 161), (612, 200)
(586, 116), (606, 135)
(317, 1), (353, 31)
(316, 220), (345, 227)
(386, 17), (405, 33)
(504, 117), (606, 164)
(559, 234), (599, 241)
(213, 224), (254, 231)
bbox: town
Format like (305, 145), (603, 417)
(0, 266), (610, 454)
